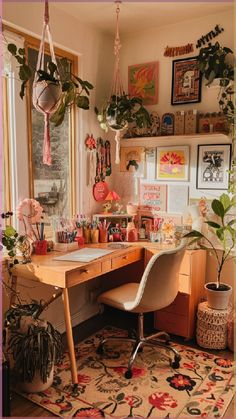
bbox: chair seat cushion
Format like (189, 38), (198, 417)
(98, 283), (139, 311)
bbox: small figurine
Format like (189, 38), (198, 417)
(103, 202), (112, 213)
(114, 202), (123, 214)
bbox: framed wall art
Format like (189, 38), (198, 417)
(156, 146), (189, 181)
(171, 57), (202, 105)
(120, 146), (145, 176)
(196, 144), (232, 190)
(139, 180), (167, 211)
(128, 61), (158, 105)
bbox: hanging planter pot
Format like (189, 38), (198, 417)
(32, 0), (62, 166)
(33, 79), (62, 115)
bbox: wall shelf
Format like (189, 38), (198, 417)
(121, 133), (230, 144)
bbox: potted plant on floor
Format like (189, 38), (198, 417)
(4, 297), (62, 393)
(184, 193), (235, 310)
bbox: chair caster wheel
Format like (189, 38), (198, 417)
(171, 356), (181, 369)
(124, 369), (132, 379)
(96, 345), (104, 355)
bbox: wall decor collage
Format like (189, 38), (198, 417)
(124, 43), (229, 139)
(120, 143), (232, 193)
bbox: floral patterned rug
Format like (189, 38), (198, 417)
(20, 326), (235, 417)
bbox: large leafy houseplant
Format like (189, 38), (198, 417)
(7, 43), (93, 126)
(184, 193), (235, 308)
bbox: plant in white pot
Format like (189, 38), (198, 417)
(184, 193), (235, 310)
(4, 298), (62, 393)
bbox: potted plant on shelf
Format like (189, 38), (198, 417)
(4, 298), (62, 393)
(184, 193), (235, 310)
(7, 43), (93, 127)
(95, 94), (151, 133)
(197, 41), (234, 87)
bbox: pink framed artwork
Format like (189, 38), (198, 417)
(139, 181), (167, 211)
(128, 61), (158, 105)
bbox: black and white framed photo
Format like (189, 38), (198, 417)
(196, 144), (232, 190)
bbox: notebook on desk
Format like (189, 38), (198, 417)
(53, 247), (115, 263)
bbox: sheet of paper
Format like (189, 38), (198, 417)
(167, 185), (189, 214)
(53, 247), (115, 262)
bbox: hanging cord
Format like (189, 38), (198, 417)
(110, 1), (124, 98)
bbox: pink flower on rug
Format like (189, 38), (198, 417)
(125, 395), (142, 408)
(77, 373), (91, 384)
(214, 358), (233, 368)
(73, 407), (105, 417)
(182, 361), (197, 370)
(148, 392), (177, 411)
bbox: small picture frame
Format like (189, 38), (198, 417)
(156, 145), (189, 181)
(196, 144), (232, 190)
(171, 57), (202, 105)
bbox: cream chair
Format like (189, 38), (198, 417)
(97, 241), (186, 379)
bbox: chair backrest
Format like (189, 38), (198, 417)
(128, 241), (186, 313)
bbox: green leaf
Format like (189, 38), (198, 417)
(15, 55), (25, 65)
(184, 230), (204, 238)
(4, 225), (17, 237)
(76, 95), (89, 109)
(62, 81), (72, 92)
(48, 61), (57, 76)
(216, 228), (224, 241)
(220, 193), (231, 210)
(19, 64), (32, 81)
(116, 393), (125, 402)
(205, 221), (221, 229)
(8, 43), (17, 56)
(18, 48), (25, 56)
(83, 80), (94, 90)
(211, 199), (225, 218)
(20, 81), (27, 100)
(228, 219), (236, 226)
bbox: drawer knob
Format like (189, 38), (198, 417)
(122, 255), (127, 260)
(81, 269), (89, 274)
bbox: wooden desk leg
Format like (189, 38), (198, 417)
(62, 288), (78, 386)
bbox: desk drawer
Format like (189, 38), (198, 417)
(155, 312), (189, 337)
(67, 263), (102, 287)
(180, 252), (191, 275)
(112, 249), (142, 270)
(158, 293), (189, 316)
(179, 274), (191, 294)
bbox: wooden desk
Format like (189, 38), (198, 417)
(9, 244), (143, 386)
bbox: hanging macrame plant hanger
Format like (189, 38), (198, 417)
(107, 1), (127, 165)
(33, 0), (62, 166)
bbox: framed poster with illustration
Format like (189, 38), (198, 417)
(139, 181), (167, 211)
(196, 144), (232, 190)
(171, 57), (201, 105)
(156, 146), (189, 181)
(120, 146), (145, 176)
(128, 61), (158, 105)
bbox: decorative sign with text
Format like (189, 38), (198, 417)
(164, 43), (193, 57)
(139, 181), (167, 211)
(196, 24), (224, 48)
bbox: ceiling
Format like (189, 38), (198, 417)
(53, 1), (233, 36)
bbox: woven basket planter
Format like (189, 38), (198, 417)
(196, 301), (232, 350)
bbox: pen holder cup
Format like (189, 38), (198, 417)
(91, 229), (99, 244)
(34, 240), (47, 255)
(99, 229), (108, 243)
(83, 228), (91, 244)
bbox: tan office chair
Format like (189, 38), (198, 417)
(97, 241), (186, 379)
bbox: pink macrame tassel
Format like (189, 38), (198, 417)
(43, 113), (52, 165)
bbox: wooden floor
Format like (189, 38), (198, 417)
(10, 308), (235, 418)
